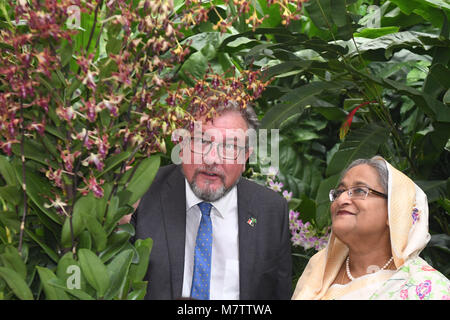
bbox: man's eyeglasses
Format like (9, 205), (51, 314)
(190, 137), (246, 160)
(329, 186), (387, 202)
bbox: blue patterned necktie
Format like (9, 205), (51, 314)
(190, 202), (213, 300)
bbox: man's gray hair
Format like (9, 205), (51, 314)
(215, 100), (260, 131)
(341, 156), (388, 193)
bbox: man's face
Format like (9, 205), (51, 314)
(181, 111), (251, 202)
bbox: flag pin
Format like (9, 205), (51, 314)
(247, 217), (257, 227)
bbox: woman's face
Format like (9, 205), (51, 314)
(330, 164), (389, 241)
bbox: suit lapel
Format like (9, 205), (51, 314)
(237, 178), (257, 299)
(160, 166), (186, 299)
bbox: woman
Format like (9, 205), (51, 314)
(292, 156), (449, 300)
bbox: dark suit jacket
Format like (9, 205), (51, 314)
(131, 164), (292, 299)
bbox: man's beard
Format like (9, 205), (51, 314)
(186, 166), (240, 202)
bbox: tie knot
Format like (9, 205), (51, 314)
(198, 202), (212, 216)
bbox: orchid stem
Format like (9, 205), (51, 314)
(18, 101), (28, 256)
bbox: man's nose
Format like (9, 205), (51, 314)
(203, 143), (222, 165)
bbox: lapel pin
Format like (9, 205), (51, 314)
(247, 217), (257, 227)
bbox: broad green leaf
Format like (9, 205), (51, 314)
(36, 266), (70, 300)
(423, 64), (450, 98)
(331, 0), (348, 27)
(119, 155), (160, 206)
(0, 185), (21, 205)
(0, 155), (17, 186)
(261, 81), (343, 129)
(82, 212), (107, 252)
(326, 123), (390, 176)
(128, 238), (153, 282)
(390, 0), (450, 28)
(25, 229), (59, 263)
(181, 32), (230, 52)
(415, 180), (448, 203)
(297, 195), (317, 224)
(104, 249), (134, 300)
(13, 163), (61, 225)
(0, 266), (33, 300)
(99, 227), (132, 263)
(78, 249), (110, 299)
(11, 139), (58, 168)
(354, 27), (400, 38)
(179, 51), (209, 86)
(126, 280), (147, 300)
(315, 174), (340, 229)
(48, 278), (95, 300)
(0, 246), (27, 281)
(303, 0), (333, 30)
(61, 193), (98, 247)
(0, 211), (20, 233)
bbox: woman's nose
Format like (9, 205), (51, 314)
(335, 190), (352, 205)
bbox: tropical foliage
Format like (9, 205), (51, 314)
(0, 0), (448, 299)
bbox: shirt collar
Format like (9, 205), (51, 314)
(185, 179), (237, 219)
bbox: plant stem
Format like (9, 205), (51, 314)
(18, 101), (27, 256)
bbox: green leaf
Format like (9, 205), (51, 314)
(326, 123), (390, 176)
(36, 266), (70, 300)
(297, 195), (316, 224)
(415, 180), (448, 203)
(315, 174), (340, 229)
(354, 27), (400, 39)
(128, 238), (153, 282)
(13, 163), (61, 225)
(78, 249), (110, 299)
(179, 51), (209, 86)
(304, 0), (333, 30)
(0, 246), (27, 281)
(104, 249), (134, 300)
(423, 64), (450, 98)
(0, 185), (21, 205)
(48, 278), (95, 300)
(261, 82), (343, 129)
(0, 155), (17, 186)
(331, 0), (348, 27)
(61, 194), (98, 247)
(82, 212), (107, 252)
(99, 227), (132, 263)
(25, 229), (59, 263)
(0, 266), (33, 300)
(119, 155), (160, 206)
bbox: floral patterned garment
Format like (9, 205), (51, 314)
(370, 257), (450, 300)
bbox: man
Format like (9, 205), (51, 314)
(131, 101), (291, 300)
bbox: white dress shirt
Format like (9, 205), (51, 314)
(182, 179), (240, 299)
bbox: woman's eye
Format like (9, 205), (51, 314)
(353, 187), (366, 195)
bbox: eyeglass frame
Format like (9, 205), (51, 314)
(189, 136), (247, 160)
(329, 185), (388, 202)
